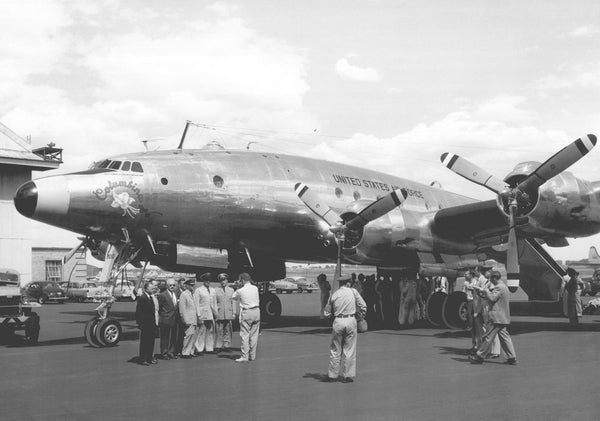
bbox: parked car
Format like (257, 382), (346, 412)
(268, 279), (298, 294)
(59, 280), (104, 302)
(582, 269), (600, 296)
(285, 277), (317, 293)
(24, 281), (68, 304)
(112, 280), (136, 301)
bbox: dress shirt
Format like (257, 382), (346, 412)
(151, 294), (159, 325)
(325, 286), (365, 317)
(232, 283), (260, 309)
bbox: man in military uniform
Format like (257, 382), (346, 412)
(178, 278), (197, 359)
(324, 276), (367, 383)
(193, 272), (217, 355)
(214, 273), (236, 352)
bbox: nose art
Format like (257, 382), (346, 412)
(14, 181), (38, 217)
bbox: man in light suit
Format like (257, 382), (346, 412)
(194, 272), (217, 354)
(135, 280), (159, 366)
(470, 270), (517, 365)
(214, 273), (236, 352)
(178, 278), (197, 359)
(158, 278), (179, 359)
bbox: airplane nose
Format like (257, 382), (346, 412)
(14, 181), (38, 217)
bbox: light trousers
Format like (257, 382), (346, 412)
(239, 308), (260, 360)
(215, 319), (233, 348)
(195, 319), (215, 352)
(477, 324), (516, 360)
(328, 317), (357, 379)
(182, 324), (197, 356)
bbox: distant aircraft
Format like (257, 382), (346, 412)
(13, 128), (598, 346)
(589, 246), (600, 264)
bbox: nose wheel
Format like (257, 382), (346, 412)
(84, 317), (122, 347)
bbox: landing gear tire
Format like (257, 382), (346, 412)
(425, 291), (447, 327)
(95, 318), (122, 347)
(442, 291), (469, 330)
(260, 293), (282, 321)
(84, 318), (102, 348)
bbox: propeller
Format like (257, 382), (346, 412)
(295, 182), (408, 283)
(441, 134), (597, 290)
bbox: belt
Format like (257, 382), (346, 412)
(244, 306), (259, 310)
(336, 314), (354, 318)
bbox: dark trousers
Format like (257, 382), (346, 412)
(139, 326), (157, 363)
(159, 325), (177, 356)
(175, 321), (185, 355)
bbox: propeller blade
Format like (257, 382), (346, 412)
(344, 188), (408, 231)
(517, 134), (597, 192)
(62, 239), (86, 265)
(294, 182), (340, 227)
(506, 204), (520, 292)
(440, 152), (507, 194)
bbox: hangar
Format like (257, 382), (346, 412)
(0, 121), (62, 285)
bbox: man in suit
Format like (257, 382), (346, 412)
(194, 272), (217, 354)
(178, 278), (197, 359)
(158, 278), (179, 359)
(470, 270), (517, 365)
(135, 280), (159, 366)
(214, 273), (236, 352)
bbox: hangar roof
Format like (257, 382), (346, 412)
(0, 121), (60, 171)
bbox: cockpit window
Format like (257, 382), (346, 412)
(98, 160), (110, 169)
(131, 162), (143, 172)
(121, 161), (131, 171)
(109, 160), (122, 170)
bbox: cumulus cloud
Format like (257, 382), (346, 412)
(335, 55), (381, 82)
(1, 0), (317, 173)
(535, 63), (600, 90)
(568, 25), (600, 37)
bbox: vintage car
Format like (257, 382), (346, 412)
(284, 277), (317, 293)
(112, 280), (136, 301)
(24, 281), (68, 304)
(268, 279), (298, 294)
(60, 280), (105, 302)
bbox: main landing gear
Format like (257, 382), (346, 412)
(260, 292), (282, 321)
(426, 291), (469, 330)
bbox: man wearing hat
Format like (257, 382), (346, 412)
(324, 276), (367, 382)
(178, 278), (198, 358)
(214, 273), (236, 352)
(470, 270), (517, 365)
(565, 267), (584, 327)
(193, 272), (217, 355)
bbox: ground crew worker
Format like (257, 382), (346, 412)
(178, 278), (197, 359)
(232, 272), (260, 362)
(470, 270), (517, 365)
(317, 273), (331, 319)
(214, 273), (236, 352)
(324, 276), (367, 383)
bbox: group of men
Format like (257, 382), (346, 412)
(135, 272), (261, 366)
(463, 268), (517, 365)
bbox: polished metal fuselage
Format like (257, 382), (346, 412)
(24, 148), (600, 268)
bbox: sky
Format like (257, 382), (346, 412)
(1, 0), (599, 263)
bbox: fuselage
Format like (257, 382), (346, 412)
(13, 147), (600, 268)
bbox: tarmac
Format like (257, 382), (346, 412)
(2, 293), (599, 421)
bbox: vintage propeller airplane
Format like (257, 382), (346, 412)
(13, 126), (598, 347)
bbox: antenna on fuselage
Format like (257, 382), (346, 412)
(177, 120), (191, 150)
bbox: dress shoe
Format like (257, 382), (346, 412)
(235, 357), (249, 363)
(342, 377), (354, 383)
(167, 353), (177, 359)
(150, 359), (158, 364)
(138, 361), (150, 366)
(469, 355), (484, 364)
(505, 358), (517, 365)
(489, 354), (500, 359)
(323, 376), (337, 383)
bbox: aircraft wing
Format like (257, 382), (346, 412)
(431, 200), (512, 247)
